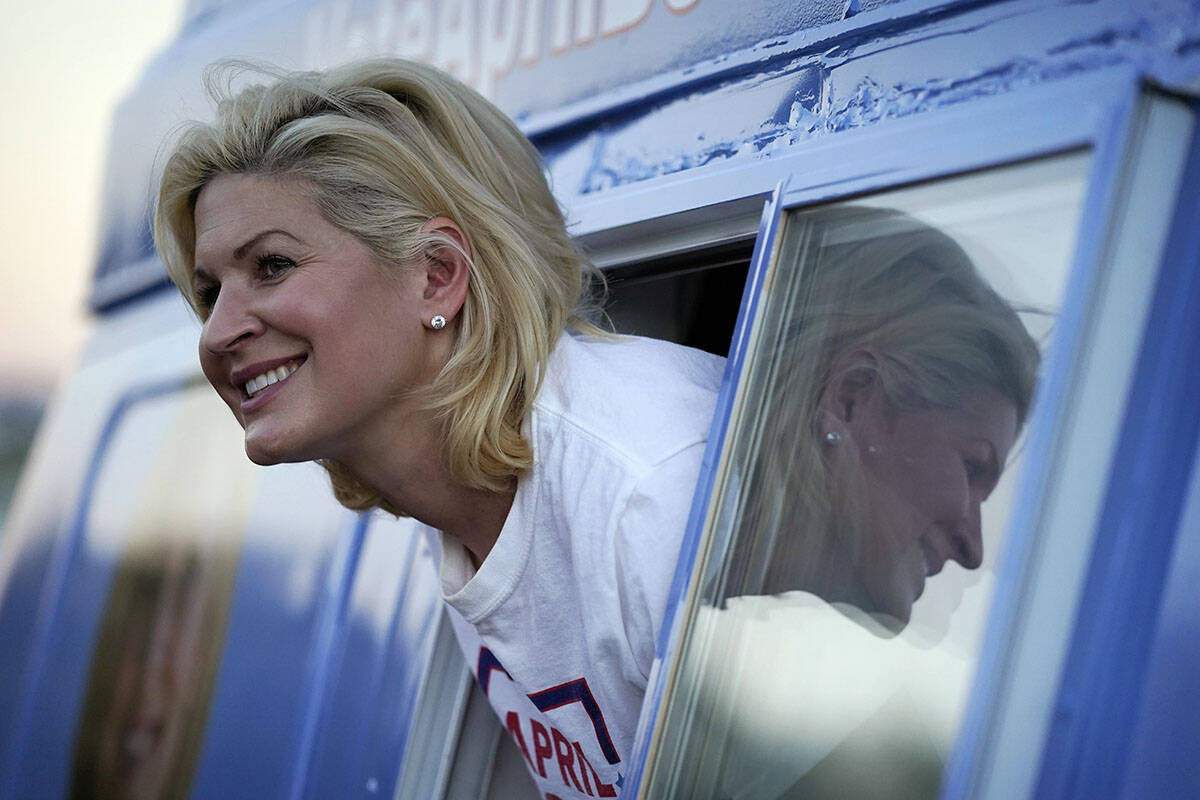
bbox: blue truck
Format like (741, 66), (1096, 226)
(2, 1), (1198, 797)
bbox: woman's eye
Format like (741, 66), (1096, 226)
(258, 254), (296, 278)
(195, 284), (219, 311)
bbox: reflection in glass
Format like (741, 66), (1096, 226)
(744, 206), (1036, 632)
(69, 385), (254, 800)
(645, 153), (1088, 800)
(70, 539), (237, 800)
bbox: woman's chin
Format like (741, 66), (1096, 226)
(865, 585), (916, 634)
(872, 608), (910, 635)
(245, 447), (282, 466)
(829, 601), (908, 637)
(243, 434), (309, 466)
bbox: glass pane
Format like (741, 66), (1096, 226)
(70, 382), (256, 800)
(645, 151), (1090, 800)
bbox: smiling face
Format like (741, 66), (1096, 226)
(825, 382), (1018, 628)
(192, 173), (442, 466)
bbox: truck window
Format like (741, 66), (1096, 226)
(603, 239), (753, 355)
(408, 235), (755, 798)
(641, 151), (1090, 800)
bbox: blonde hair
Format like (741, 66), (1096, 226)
(735, 206), (1041, 596)
(155, 59), (601, 510)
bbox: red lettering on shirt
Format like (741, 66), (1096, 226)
(469, 656), (622, 797)
(506, 710), (531, 765)
(574, 741), (617, 797)
(573, 740), (594, 795)
(551, 726), (585, 793)
(531, 718), (554, 778)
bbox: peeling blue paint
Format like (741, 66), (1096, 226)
(531, 0), (1200, 200)
(770, 65), (826, 127)
(88, 0), (1200, 310)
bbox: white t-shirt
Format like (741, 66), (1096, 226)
(433, 332), (724, 799)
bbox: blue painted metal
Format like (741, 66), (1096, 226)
(300, 521), (443, 799)
(1119, 447), (1200, 799)
(0, 375), (191, 800)
(536, 0), (1200, 198)
(90, 0), (1200, 312)
(569, 66), (1117, 243)
(0, 317), (432, 799)
(941, 71), (1145, 800)
(353, 532), (442, 798)
(183, 470), (368, 799)
(1033, 97), (1200, 800)
(0, 533), (68, 763)
(287, 512), (369, 800)
(8, 0), (1200, 797)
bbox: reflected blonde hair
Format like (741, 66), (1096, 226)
(70, 539), (236, 800)
(739, 206), (1041, 596)
(155, 59), (600, 509)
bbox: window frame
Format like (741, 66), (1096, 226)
(564, 65), (1193, 798)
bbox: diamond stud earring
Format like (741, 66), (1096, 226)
(431, 314), (447, 330)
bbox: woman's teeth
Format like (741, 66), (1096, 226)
(245, 362), (300, 397)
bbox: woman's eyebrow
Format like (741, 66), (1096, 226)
(232, 228), (303, 259)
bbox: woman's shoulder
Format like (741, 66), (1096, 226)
(533, 332), (726, 467)
(557, 330), (723, 385)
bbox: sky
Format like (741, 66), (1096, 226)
(1, 0), (188, 396)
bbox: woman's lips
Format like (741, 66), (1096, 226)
(239, 359), (303, 412)
(231, 354), (306, 391)
(242, 359), (303, 399)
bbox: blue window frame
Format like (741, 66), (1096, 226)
(568, 67), (1199, 798)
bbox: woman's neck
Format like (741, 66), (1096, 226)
(333, 418), (516, 568)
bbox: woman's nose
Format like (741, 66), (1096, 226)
(951, 502), (984, 570)
(199, 287), (262, 354)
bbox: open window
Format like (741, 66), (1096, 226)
(639, 151), (1090, 800)
(387, 76), (1198, 800)
(602, 239), (753, 356)
(391, 190), (764, 800)
(589, 78), (1199, 799)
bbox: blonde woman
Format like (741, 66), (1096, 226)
(736, 206), (1040, 632)
(155, 59), (722, 797)
(670, 209), (1042, 800)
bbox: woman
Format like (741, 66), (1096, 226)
(668, 207), (1043, 800)
(733, 205), (1041, 632)
(154, 60), (723, 797)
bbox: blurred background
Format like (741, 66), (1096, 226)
(0, 0), (187, 526)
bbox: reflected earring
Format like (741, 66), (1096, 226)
(824, 431), (842, 445)
(430, 314), (447, 330)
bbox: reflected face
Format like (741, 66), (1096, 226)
(193, 174), (436, 465)
(94, 549), (211, 798)
(838, 385), (1018, 627)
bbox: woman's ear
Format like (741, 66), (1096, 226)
(417, 217), (471, 327)
(817, 347), (885, 435)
